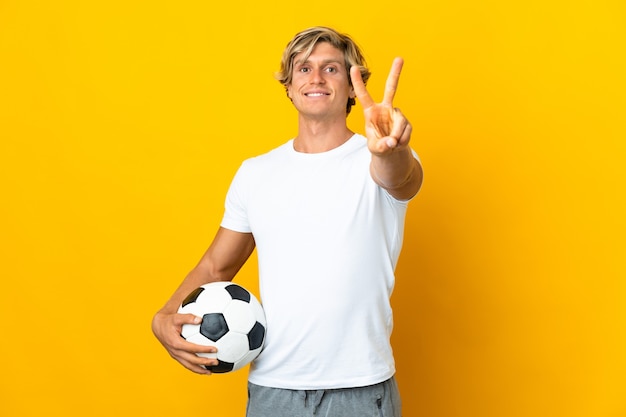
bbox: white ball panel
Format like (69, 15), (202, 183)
(180, 323), (200, 339)
(223, 300), (255, 333)
(185, 333), (218, 361)
(178, 302), (205, 318)
(235, 348), (262, 371)
(249, 298), (267, 326)
(214, 332), (249, 363)
(195, 286), (232, 314)
(185, 332), (216, 347)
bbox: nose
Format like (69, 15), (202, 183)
(309, 68), (325, 84)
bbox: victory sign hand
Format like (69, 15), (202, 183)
(350, 58), (412, 155)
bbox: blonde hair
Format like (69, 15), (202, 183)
(275, 26), (371, 115)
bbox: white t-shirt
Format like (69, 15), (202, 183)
(221, 134), (415, 390)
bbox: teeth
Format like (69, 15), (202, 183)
(306, 93), (326, 97)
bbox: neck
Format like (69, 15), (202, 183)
(293, 115), (353, 153)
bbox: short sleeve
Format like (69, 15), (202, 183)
(220, 161), (252, 233)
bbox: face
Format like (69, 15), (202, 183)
(287, 42), (355, 120)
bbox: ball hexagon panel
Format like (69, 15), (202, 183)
(184, 333), (218, 358)
(222, 300), (256, 333)
(249, 299), (266, 325)
(215, 331), (250, 363)
(180, 285), (231, 317)
(180, 322), (200, 340)
(238, 348), (263, 370)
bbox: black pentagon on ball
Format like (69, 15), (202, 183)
(200, 313), (229, 342)
(225, 284), (251, 303)
(181, 286), (205, 307)
(205, 360), (234, 373)
(248, 321), (265, 350)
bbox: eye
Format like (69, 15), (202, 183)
(298, 67), (310, 73)
(325, 66), (337, 73)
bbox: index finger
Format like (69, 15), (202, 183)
(350, 65), (375, 109)
(382, 57), (404, 106)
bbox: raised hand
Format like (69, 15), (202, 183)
(351, 58), (422, 200)
(350, 58), (412, 155)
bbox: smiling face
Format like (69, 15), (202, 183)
(286, 42), (356, 121)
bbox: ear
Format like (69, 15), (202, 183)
(349, 86), (356, 99)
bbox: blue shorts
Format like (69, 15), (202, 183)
(246, 376), (402, 417)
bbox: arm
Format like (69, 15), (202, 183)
(370, 145), (423, 201)
(350, 58), (423, 200)
(151, 227), (255, 374)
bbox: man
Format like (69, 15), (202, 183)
(152, 26), (423, 416)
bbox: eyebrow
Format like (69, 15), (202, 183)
(294, 58), (343, 66)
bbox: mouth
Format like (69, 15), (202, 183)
(304, 92), (330, 97)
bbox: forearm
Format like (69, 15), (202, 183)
(156, 228), (256, 315)
(370, 148), (423, 200)
(156, 265), (220, 315)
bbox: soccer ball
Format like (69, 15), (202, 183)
(178, 281), (266, 373)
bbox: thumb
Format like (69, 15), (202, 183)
(176, 313), (202, 326)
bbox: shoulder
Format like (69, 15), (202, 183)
(230, 140), (294, 187)
(250, 140), (293, 162)
(237, 140), (291, 171)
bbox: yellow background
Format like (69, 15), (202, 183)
(1, 0), (625, 416)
